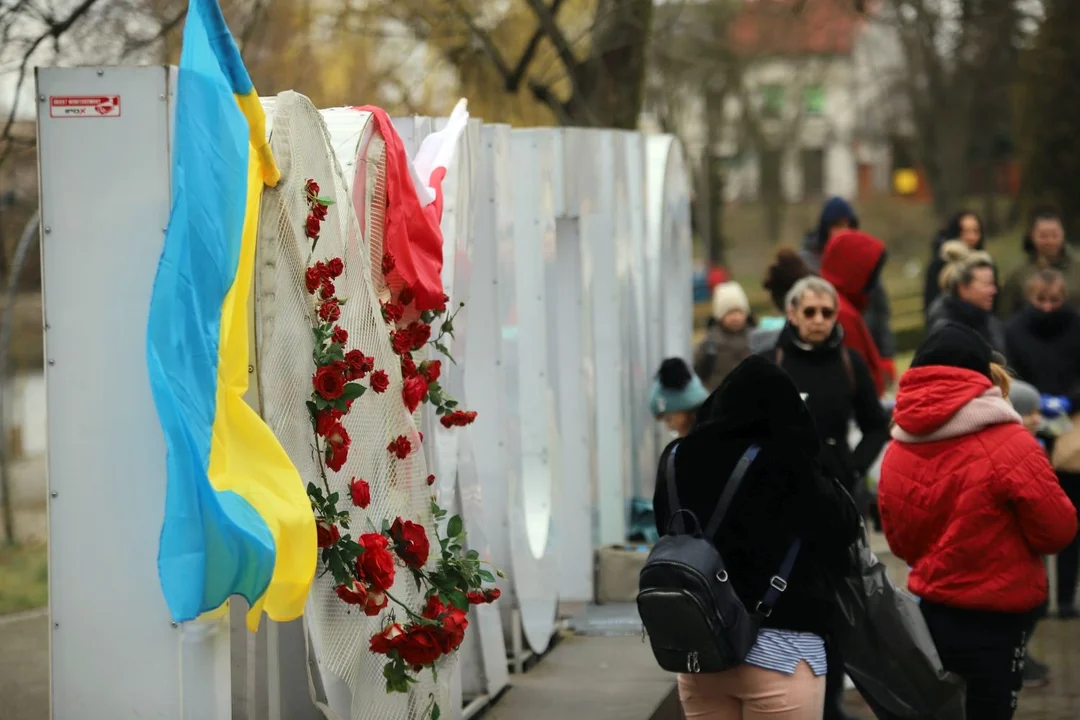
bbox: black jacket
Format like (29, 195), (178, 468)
(653, 355), (860, 639)
(923, 235), (998, 320)
(1006, 306), (1080, 406)
(928, 295), (1006, 355)
(765, 324), (889, 491)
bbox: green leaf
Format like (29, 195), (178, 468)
(435, 406), (446, 415)
(381, 518), (391, 534)
(327, 492), (339, 506)
(439, 538), (449, 551)
(446, 589), (469, 611)
(466, 549), (480, 561)
(479, 569), (495, 582)
(444, 399), (458, 409)
(432, 702), (441, 720)
(317, 196), (336, 206)
(331, 398), (347, 412)
(446, 516), (463, 539)
(340, 383), (367, 401)
(314, 395), (329, 410)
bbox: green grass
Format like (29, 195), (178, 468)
(0, 542), (48, 614)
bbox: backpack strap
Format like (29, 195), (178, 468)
(664, 443), (686, 533)
(755, 538), (802, 618)
(703, 444), (761, 538)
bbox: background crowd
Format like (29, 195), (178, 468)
(650, 196), (1080, 720)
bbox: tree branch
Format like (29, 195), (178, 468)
(445, 0), (513, 84)
(507, 0), (567, 91)
(521, 0), (579, 79)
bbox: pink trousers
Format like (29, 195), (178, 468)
(677, 661), (826, 719)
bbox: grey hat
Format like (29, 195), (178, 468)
(1009, 379), (1041, 416)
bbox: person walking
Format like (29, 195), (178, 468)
(924, 211), (987, 318)
(927, 240), (1006, 354)
(750, 249), (813, 354)
(799, 198), (896, 386)
(1000, 208), (1080, 317)
(818, 230), (889, 395)
(878, 323), (1078, 720)
(1005, 268), (1080, 620)
(694, 282), (753, 392)
(649, 357), (709, 439)
(654, 355), (860, 720)
(766, 275), (888, 720)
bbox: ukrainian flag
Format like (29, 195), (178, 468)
(147, 0), (316, 631)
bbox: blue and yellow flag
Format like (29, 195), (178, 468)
(147, 0), (315, 631)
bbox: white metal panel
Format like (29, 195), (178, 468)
(38, 65), (231, 719)
(647, 137), (694, 361)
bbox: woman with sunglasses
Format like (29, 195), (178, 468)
(768, 274), (889, 720)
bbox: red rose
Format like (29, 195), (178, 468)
(331, 326), (348, 345)
(305, 214), (321, 239)
(426, 474), (436, 486)
(325, 422), (351, 472)
(436, 607), (469, 654)
(320, 280), (335, 299)
(316, 261), (332, 279)
(312, 202), (329, 221)
(344, 349), (371, 380)
(357, 533), (396, 592)
(316, 520), (340, 549)
(391, 329), (413, 356)
(422, 594), (447, 620)
(467, 591), (485, 605)
(369, 369), (389, 394)
(305, 267), (321, 294)
(381, 251), (396, 276)
(313, 364), (346, 400)
(483, 588), (501, 603)
(389, 517), (430, 568)
(315, 408), (343, 436)
(387, 435), (411, 459)
(407, 321), (432, 350)
(402, 375), (429, 413)
(419, 360), (441, 383)
(327, 257), (344, 278)
(398, 285), (415, 306)
(396, 626), (442, 667)
(370, 622), (404, 654)
(335, 579), (368, 605)
(349, 477), (371, 508)
(305, 179), (320, 196)
(440, 410), (478, 428)
(319, 300), (341, 322)
(364, 589), (388, 616)
(381, 301), (404, 324)
(401, 354), (417, 379)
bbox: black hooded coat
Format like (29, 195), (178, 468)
(652, 355), (861, 638)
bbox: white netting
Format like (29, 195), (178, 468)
(255, 91), (449, 720)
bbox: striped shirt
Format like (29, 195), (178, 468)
(744, 629), (827, 676)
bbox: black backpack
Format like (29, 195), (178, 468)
(637, 442), (802, 674)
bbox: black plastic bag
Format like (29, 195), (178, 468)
(832, 530), (967, 720)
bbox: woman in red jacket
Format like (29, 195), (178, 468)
(879, 322), (1077, 720)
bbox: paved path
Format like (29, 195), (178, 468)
(0, 609), (48, 720)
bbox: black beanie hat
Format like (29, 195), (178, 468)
(910, 322), (995, 378)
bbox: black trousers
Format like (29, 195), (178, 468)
(920, 600), (1034, 720)
(1056, 472), (1080, 609)
(824, 642), (848, 719)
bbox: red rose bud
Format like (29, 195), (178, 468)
(419, 360), (441, 383)
(387, 435), (412, 459)
(483, 587), (502, 603)
(369, 622), (404, 654)
(320, 280), (335, 299)
(398, 285), (415, 306)
(305, 179), (320, 196)
(331, 326), (348, 345)
(369, 369), (390, 394)
(328, 257), (344, 278)
(313, 365), (346, 400)
(305, 267), (321, 294)
(324, 423), (351, 472)
(349, 477), (371, 509)
(390, 517), (431, 569)
(381, 251), (396, 277)
(305, 214), (321, 239)
(319, 300), (341, 322)
(401, 354), (417, 378)
(467, 591), (485, 605)
(426, 474), (436, 486)
(440, 410), (478, 428)
(312, 202), (329, 221)
(364, 590), (389, 617)
(334, 579), (368, 605)
(316, 520), (340, 549)
(402, 375), (429, 413)
(357, 533), (396, 591)
(315, 408), (343, 436)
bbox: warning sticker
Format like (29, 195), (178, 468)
(49, 96), (121, 119)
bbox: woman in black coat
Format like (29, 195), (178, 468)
(654, 355), (860, 718)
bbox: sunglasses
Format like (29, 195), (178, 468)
(801, 306), (836, 320)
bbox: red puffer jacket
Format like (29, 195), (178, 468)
(820, 231), (887, 396)
(880, 366), (1078, 613)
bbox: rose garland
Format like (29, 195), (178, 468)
(300, 178), (498, 720)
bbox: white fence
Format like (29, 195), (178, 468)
(35, 66), (692, 719)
